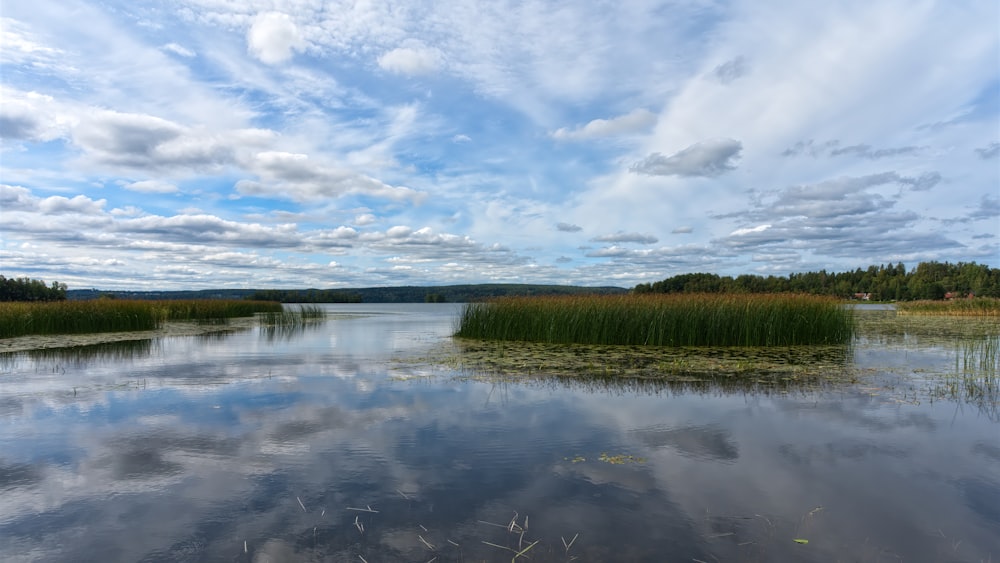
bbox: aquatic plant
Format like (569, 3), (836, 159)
(0, 299), (283, 338)
(896, 297), (1000, 316)
(258, 304), (326, 326)
(455, 293), (854, 346)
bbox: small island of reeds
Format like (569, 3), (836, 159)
(455, 293), (854, 347)
(896, 297), (1000, 317)
(0, 299), (284, 338)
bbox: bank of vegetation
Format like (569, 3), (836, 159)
(0, 275), (68, 302)
(0, 299), (282, 338)
(896, 298), (1000, 317)
(633, 261), (1000, 300)
(455, 294), (853, 347)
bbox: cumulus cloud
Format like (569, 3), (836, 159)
(378, 45), (441, 76)
(0, 89), (70, 142)
(247, 12), (305, 65)
(631, 139), (742, 177)
(0, 184), (38, 211)
(552, 108), (657, 141)
(117, 214), (300, 247)
(72, 111), (273, 172)
(353, 213), (377, 226)
(716, 172), (964, 261)
(671, 226), (693, 234)
(592, 232), (659, 244)
(238, 151), (425, 203)
(0, 185), (106, 215)
(556, 222), (582, 232)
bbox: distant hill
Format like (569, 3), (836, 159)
(67, 284), (628, 303)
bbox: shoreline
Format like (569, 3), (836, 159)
(0, 318), (258, 354)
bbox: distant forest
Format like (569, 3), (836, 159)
(4, 261), (998, 303)
(633, 261), (1000, 300)
(0, 275), (67, 302)
(247, 284), (628, 303)
(59, 284), (628, 303)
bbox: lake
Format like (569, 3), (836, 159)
(1, 303), (997, 562)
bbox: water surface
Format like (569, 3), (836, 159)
(1, 304), (997, 562)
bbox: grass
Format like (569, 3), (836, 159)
(455, 293), (854, 347)
(896, 297), (1000, 316)
(0, 299), (283, 338)
(258, 304), (326, 326)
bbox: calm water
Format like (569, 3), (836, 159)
(0, 304), (997, 562)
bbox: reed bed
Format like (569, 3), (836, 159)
(455, 293), (854, 347)
(0, 299), (282, 338)
(896, 298), (1000, 317)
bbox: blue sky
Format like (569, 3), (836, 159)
(1, 0), (997, 290)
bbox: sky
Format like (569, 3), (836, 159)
(1, 0), (998, 291)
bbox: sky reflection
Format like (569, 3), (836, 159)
(0, 305), (997, 561)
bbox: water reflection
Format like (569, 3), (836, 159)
(0, 304), (997, 562)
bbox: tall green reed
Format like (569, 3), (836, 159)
(455, 293), (854, 346)
(0, 299), (283, 338)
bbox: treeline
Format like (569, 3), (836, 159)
(247, 284), (627, 303)
(247, 289), (363, 303)
(633, 261), (1000, 300)
(0, 276), (67, 302)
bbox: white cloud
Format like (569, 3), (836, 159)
(353, 213), (377, 226)
(162, 43), (196, 58)
(552, 108), (657, 141)
(631, 139), (743, 177)
(238, 151), (426, 203)
(592, 232), (659, 244)
(247, 12), (305, 65)
(123, 180), (180, 194)
(730, 224), (771, 237)
(378, 45), (441, 76)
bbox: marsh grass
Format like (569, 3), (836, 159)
(0, 299), (282, 338)
(938, 334), (1000, 420)
(456, 293), (853, 347)
(258, 305), (326, 326)
(258, 305), (328, 340)
(897, 297), (1000, 316)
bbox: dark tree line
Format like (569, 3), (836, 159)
(632, 261), (1000, 300)
(247, 289), (364, 303)
(0, 276), (68, 302)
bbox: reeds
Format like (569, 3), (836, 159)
(0, 299), (282, 338)
(455, 293), (854, 347)
(896, 298), (1000, 317)
(258, 305), (326, 326)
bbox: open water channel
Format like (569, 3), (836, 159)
(0, 303), (997, 562)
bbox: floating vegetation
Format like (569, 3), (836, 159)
(394, 309), (1000, 417)
(896, 297), (1000, 317)
(455, 293), (854, 347)
(598, 452), (647, 465)
(445, 337), (855, 393)
(0, 299), (282, 338)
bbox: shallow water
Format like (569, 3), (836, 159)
(0, 304), (997, 562)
